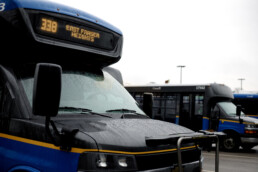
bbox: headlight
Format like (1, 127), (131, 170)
(78, 152), (137, 171)
(245, 124), (256, 128)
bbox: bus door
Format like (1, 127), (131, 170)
(179, 94), (192, 129)
(179, 94), (204, 131)
(193, 94), (204, 131)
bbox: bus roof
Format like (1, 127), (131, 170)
(126, 83), (234, 100)
(125, 83), (210, 87)
(234, 94), (258, 99)
(125, 83), (216, 93)
(4, 0), (122, 35)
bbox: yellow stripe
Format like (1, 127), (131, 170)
(0, 133), (97, 153)
(0, 133), (60, 150)
(220, 119), (253, 124)
(246, 114), (258, 117)
(99, 145), (196, 155)
(0, 133), (196, 155)
(220, 119), (240, 123)
(243, 122), (255, 125)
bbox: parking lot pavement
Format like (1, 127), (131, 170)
(202, 146), (258, 172)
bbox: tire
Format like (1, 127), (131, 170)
(222, 134), (239, 151)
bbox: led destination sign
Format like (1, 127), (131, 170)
(35, 15), (114, 50)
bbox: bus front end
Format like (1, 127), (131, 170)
(0, 0), (206, 172)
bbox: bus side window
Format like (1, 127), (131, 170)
(0, 70), (6, 115)
(0, 75), (6, 131)
(195, 95), (204, 116)
(135, 93), (143, 108)
(0, 80), (17, 119)
(0, 79), (3, 113)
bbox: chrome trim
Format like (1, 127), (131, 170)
(245, 128), (258, 131)
(241, 137), (258, 144)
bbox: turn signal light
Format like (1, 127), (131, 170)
(245, 130), (257, 134)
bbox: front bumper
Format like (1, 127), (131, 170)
(241, 128), (258, 144)
(241, 137), (258, 144)
(140, 159), (202, 172)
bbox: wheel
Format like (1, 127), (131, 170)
(222, 134), (239, 151)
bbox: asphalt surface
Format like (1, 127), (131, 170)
(202, 146), (258, 172)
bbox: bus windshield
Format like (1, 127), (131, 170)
(21, 69), (144, 115)
(218, 102), (245, 117)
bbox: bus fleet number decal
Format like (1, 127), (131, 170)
(0, 3), (5, 12)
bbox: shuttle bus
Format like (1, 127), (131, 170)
(0, 0), (221, 171)
(126, 84), (258, 151)
(233, 93), (258, 119)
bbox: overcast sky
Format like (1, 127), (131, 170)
(55, 0), (258, 92)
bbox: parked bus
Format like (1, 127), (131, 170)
(126, 84), (258, 151)
(233, 93), (258, 119)
(0, 0), (220, 171)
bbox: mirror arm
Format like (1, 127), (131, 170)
(45, 116), (60, 146)
(236, 105), (242, 122)
(45, 116), (79, 151)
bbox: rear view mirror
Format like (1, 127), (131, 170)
(236, 105), (241, 117)
(33, 63), (62, 117)
(143, 93), (153, 118)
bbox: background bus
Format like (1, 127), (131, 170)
(126, 84), (258, 151)
(233, 93), (258, 119)
(126, 84), (231, 131)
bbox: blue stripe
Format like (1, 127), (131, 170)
(0, 136), (80, 172)
(218, 121), (245, 134)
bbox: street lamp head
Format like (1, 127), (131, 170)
(177, 65), (186, 68)
(238, 78), (245, 90)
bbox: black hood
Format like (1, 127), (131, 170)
(55, 117), (193, 152)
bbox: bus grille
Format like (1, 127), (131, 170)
(135, 149), (200, 171)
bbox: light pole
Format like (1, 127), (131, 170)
(238, 78), (245, 90)
(177, 65), (185, 84)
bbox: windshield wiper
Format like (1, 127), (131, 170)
(106, 109), (145, 115)
(89, 111), (112, 118)
(106, 108), (137, 113)
(59, 107), (112, 118)
(59, 106), (92, 112)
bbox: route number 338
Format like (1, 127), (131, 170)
(0, 3), (6, 12)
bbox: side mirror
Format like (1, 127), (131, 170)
(33, 63), (62, 117)
(236, 105), (241, 117)
(143, 93), (153, 118)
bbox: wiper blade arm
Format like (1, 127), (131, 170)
(59, 106), (112, 118)
(106, 108), (149, 118)
(59, 106), (92, 112)
(89, 111), (112, 118)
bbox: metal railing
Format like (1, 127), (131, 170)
(177, 133), (220, 172)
